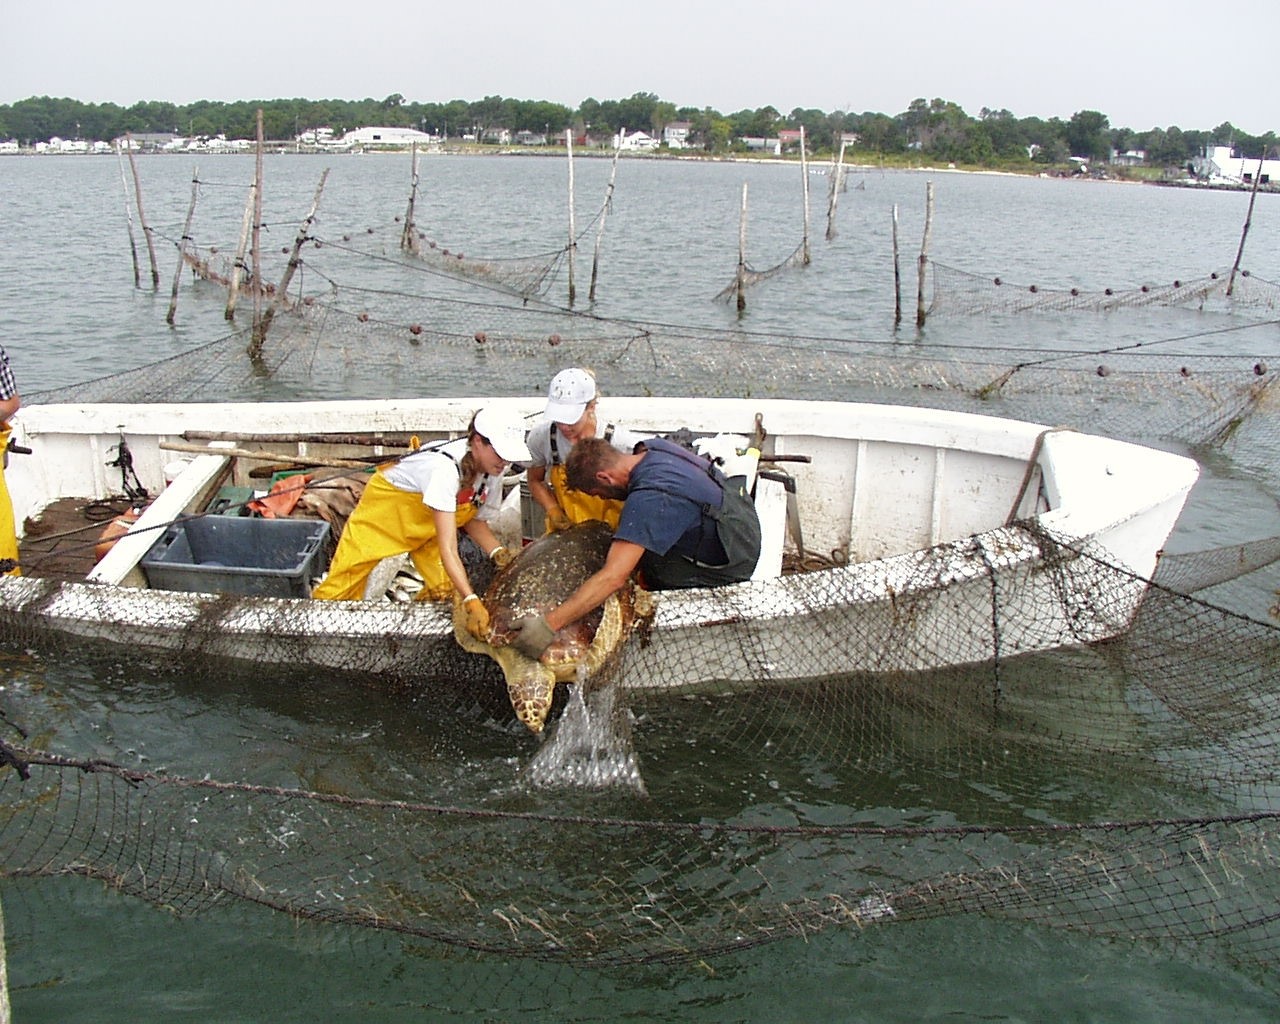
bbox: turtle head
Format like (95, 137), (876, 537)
(506, 659), (557, 734)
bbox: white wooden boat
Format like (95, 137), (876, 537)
(0, 397), (1199, 692)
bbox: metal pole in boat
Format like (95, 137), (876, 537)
(166, 167), (199, 325)
(0, 891), (9, 1024)
(916, 180), (934, 328)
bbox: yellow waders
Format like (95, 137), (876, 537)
(0, 424), (19, 576)
(312, 471), (477, 601)
(548, 463), (622, 531)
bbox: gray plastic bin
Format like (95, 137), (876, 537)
(141, 516), (331, 598)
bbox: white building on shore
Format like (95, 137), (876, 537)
(337, 126), (437, 150)
(1192, 145), (1280, 185)
(615, 128), (658, 151)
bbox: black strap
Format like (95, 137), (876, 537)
(633, 439), (726, 521)
(551, 423), (615, 466)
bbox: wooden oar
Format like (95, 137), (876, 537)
(158, 441), (380, 471)
(182, 431), (418, 447)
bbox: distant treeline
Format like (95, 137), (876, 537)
(2, 92), (1275, 168)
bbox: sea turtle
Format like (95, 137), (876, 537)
(453, 520), (653, 733)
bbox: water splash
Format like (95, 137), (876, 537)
(525, 669), (647, 794)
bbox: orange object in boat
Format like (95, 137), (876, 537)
(95, 509), (141, 562)
(247, 473), (311, 518)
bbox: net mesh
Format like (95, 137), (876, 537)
(2, 556), (1280, 971)
(928, 261), (1280, 317)
(6, 242), (1280, 991)
(713, 240), (810, 302)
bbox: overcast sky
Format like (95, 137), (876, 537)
(6, 0), (1276, 135)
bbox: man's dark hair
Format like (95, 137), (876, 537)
(565, 437), (621, 493)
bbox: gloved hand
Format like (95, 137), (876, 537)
(490, 545), (515, 569)
(510, 614), (555, 659)
(463, 595), (491, 641)
(545, 507), (572, 534)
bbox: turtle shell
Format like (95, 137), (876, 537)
(454, 520), (645, 733)
(486, 520), (615, 672)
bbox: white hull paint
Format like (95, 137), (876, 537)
(0, 398), (1199, 687)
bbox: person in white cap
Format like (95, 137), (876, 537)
(509, 433), (762, 660)
(525, 368), (649, 533)
(313, 407), (531, 640)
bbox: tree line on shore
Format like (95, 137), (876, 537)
(2, 92), (1275, 170)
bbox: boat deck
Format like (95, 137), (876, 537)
(19, 496), (129, 583)
(19, 493), (832, 590)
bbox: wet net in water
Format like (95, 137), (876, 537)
(6, 249), (1280, 994)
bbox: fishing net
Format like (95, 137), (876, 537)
(928, 261), (1280, 317)
(6, 239), (1280, 996)
(713, 240), (810, 303)
(30, 254), (1280, 466)
(180, 223), (571, 304)
(1, 537), (1279, 976)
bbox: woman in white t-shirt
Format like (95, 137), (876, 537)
(525, 368), (647, 532)
(313, 407), (531, 639)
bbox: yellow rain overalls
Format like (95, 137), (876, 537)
(312, 469), (482, 602)
(547, 426), (623, 530)
(0, 422), (20, 576)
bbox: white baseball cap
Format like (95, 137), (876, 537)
(473, 407), (532, 464)
(543, 368), (597, 424)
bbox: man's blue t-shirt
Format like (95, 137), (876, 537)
(614, 439), (727, 565)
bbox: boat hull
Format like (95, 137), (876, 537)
(0, 397), (1199, 691)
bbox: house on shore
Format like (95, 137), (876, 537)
(740, 136), (782, 156)
(615, 128), (658, 151)
(663, 121), (692, 149)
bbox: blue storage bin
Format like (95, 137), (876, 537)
(142, 516), (330, 597)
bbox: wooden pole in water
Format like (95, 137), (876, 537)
(737, 182), (749, 312)
(249, 110), (265, 354)
(826, 136), (846, 241)
(225, 179), (255, 320)
(799, 126), (811, 265)
(125, 132), (161, 288)
(252, 169), (328, 356)
(401, 143), (421, 255)
(892, 204), (902, 326)
(916, 181), (934, 328)
(115, 140), (142, 287)
(588, 140), (621, 304)
(1227, 155), (1265, 297)
(166, 168), (199, 325)
(566, 128), (577, 306)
